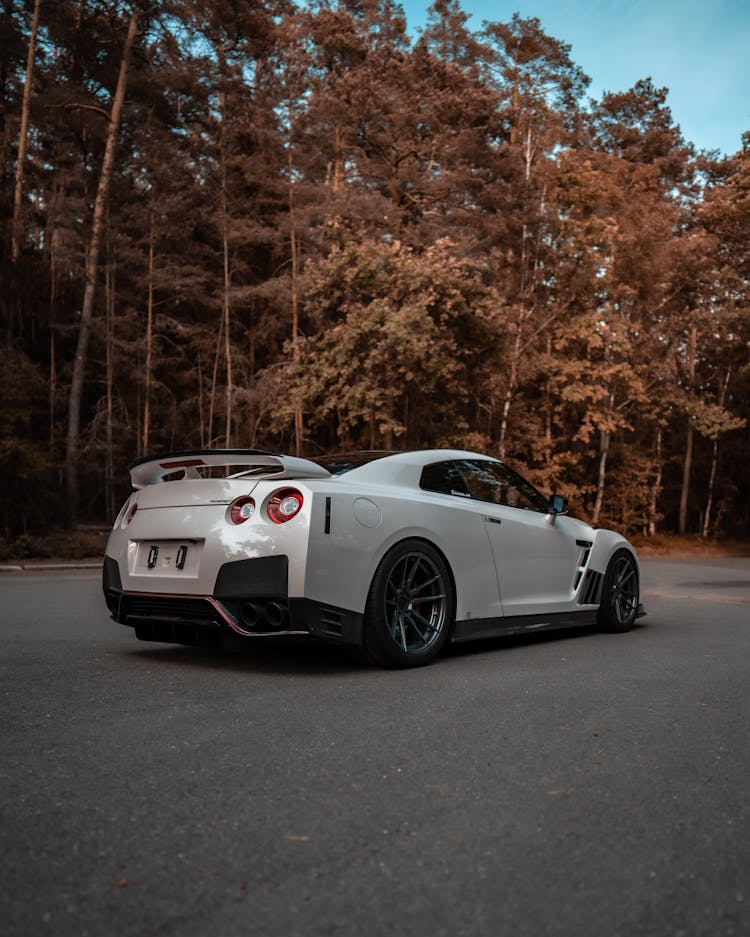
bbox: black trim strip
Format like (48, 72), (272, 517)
(325, 496), (331, 534)
(451, 609), (598, 643)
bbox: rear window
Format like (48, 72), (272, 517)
(312, 451), (397, 476)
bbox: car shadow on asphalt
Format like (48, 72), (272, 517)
(125, 639), (366, 676)
(122, 622), (648, 676)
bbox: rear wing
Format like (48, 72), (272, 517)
(128, 449), (331, 489)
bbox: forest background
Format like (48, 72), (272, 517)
(1, 0), (749, 551)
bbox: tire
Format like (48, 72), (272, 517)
(362, 539), (454, 668)
(597, 549), (639, 633)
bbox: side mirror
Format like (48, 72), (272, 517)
(547, 494), (568, 516)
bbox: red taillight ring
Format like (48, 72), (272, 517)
(230, 496), (256, 525)
(267, 488), (304, 524)
(125, 503), (138, 526)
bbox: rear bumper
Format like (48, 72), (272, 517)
(103, 555), (363, 648)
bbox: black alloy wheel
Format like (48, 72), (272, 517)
(363, 539), (454, 667)
(598, 549), (640, 633)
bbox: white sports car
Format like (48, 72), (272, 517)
(103, 449), (644, 667)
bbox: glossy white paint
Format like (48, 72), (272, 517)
(105, 449), (640, 624)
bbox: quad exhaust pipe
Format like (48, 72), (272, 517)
(264, 601), (288, 628)
(238, 601), (289, 632)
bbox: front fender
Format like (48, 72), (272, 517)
(590, 529), (641, 579)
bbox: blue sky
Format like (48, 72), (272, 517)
(401, 0), (750, 155)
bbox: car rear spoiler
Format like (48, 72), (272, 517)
(128, 449), (331, 488)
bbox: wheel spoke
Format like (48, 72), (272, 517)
(405, 555), (423, 587)
(616, 566), (636, 589)
(410, 608), (439, 632)
(410, 592), (446, 604)
(398, 616), (409, 650)
(409, 573), (440, 596)
(388, 607), (401, 641)
(405, 614), (428, 643)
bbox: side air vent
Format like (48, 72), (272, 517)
(579, 570), (603, 606)
(319, 607), (344, 637)
(572, 542), (593, 591)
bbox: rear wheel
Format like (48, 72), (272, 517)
(598, 549), (639, 633)
(362, 540), (454, 668)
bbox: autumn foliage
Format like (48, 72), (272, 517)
(1, 0), (748, 540)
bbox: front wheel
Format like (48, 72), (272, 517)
(362, 540), (454, 668)
(598, 549), (640, 633)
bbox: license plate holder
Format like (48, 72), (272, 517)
(135, 540), (203, 576)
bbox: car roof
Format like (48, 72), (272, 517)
(317, 449), (501, 485)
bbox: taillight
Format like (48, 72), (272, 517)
(230, 496), (256, 525)
(124, 503), (138, 526)
(267, 488), (304, 524)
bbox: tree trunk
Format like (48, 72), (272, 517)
(105, 260), (115, 520)
(543, 334), (553, 462)
(65, 3), (139, 525)
(591, 427), (610, 526)
(220, 84), (233, 448)
(48, 172), (59, 456)
(678, 423), (694, 535)
(497, 314), (523, 460)
(647, 427), (663, 536)
(142, 212), (154, 454)
(702, 439), (719, 538)
(678, 325), (697, 535)
(288, 148), (302, 456)
(11, 0), (40, 263)
(702, 369), (731, 537)
(197, 349), (205, 449)
(590, 388), (616, 525)
(207, 313), (223, 447)
(49, 330), (56, 455)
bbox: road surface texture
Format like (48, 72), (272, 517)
(1, 557), (748, 937)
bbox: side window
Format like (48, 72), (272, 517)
(420, 461), (471, 499)
(457, 460), (548, 513)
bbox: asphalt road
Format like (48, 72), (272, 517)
(1, 558), (748, 937)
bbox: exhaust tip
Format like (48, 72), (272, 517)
(265, 602), (288, 628)
(239, 602), (261, 630)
